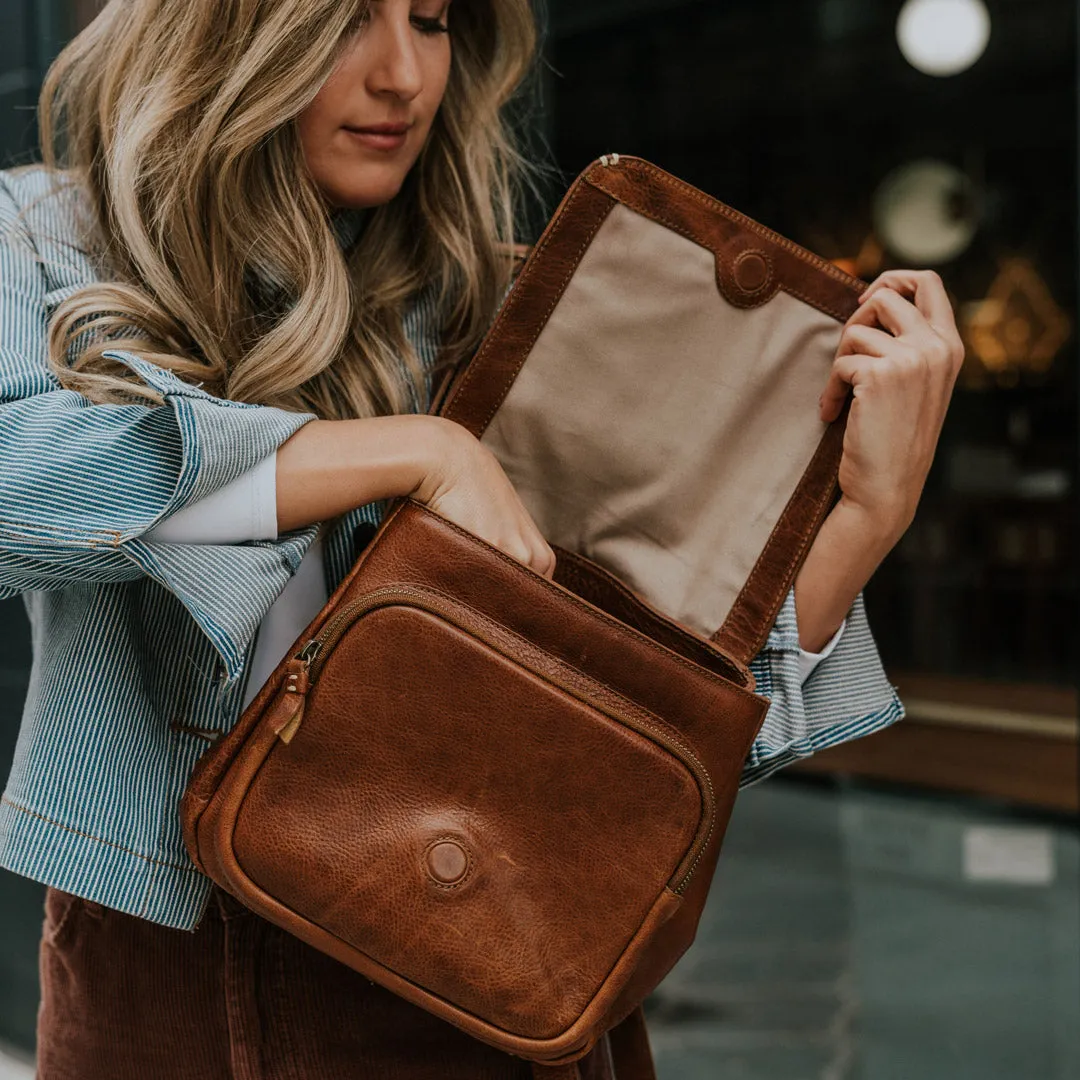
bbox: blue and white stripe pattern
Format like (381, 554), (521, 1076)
(0, 165), (902, 930)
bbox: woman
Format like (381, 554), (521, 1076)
(0, 0), (962, 1076)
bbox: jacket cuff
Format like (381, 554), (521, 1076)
(797, 619), (846, 684)
(741, 589), (904, 787)
(104, 351), (317, 680)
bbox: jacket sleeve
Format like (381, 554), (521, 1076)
(740, 589), (905, 787)
(0, 174), (319, 681)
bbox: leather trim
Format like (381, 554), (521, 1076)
(552, 547), (751, 688)
(439, 181), (616, 437)
(585, 157), (864, 323)
(430, 155), (861, 664)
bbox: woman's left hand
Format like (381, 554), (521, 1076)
(820, 269), (965, 544)
(794, 269), (964, 652)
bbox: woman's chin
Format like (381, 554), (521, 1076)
(320, 167), (410, 211)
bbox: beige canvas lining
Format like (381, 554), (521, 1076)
(481, 203), (841, 638)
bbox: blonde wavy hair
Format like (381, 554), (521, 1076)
(39, 0), (538, 419)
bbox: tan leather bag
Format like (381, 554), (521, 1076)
(181, 156), (862, 1078)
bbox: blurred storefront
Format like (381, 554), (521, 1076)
(1, 1), (1078, 1076)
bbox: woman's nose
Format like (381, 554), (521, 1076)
(366, 16), (424, 102)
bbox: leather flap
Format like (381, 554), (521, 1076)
(440, 156), (861, 662)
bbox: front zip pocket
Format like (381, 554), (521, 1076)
(237, 581), (714, 1042)
(263, 583), (715, 896)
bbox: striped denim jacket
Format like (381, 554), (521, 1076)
(0, 166), (903, 930)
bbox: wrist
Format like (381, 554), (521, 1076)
(793, 499), (905, 652)
(407, 416), (472, 504)
(830, 494), (912, 557)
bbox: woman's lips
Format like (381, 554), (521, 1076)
(343, 124), (411, 152)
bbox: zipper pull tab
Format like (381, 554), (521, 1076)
(268, 649), (315, 745)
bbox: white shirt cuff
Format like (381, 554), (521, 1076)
(797, 619), (846, 685)
(145, 451), (279, 544)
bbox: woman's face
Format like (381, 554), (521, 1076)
(298, 0), (453, 209)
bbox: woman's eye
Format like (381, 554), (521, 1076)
(410, 15), (449, 35)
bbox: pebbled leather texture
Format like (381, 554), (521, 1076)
(181, 155), (857, 1075)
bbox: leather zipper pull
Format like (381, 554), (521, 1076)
(268, 654), (312, 745)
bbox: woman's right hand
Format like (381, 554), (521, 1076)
(276, 413), (556, 579)
(409, 417), (557, 579)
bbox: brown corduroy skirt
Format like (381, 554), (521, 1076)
(36, 885), (542, 1080)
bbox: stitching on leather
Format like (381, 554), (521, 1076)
(0, 795), (200, 873)
(359, 583), (714, 772)
(447, 183), (591, 421)
(362, 591), (712, 891)
(592, 159), (863, 294)
(397, 507), (755, 696)
(477, 202), (612, 433)
(603, 190), (851, 323)
(729, 247), (775, 300)
(395, 507), (763, 706)
(588, 163), (861, 320)
(721, 469), (832, 658)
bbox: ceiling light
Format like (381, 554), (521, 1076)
(896, 0), (991, 77)
(873, 160), (979, 265)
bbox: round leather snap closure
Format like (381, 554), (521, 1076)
(733, 250), (770, 293)
(426, 840), (469, 885)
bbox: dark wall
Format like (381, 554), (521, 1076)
(0, 2), (40, 165)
